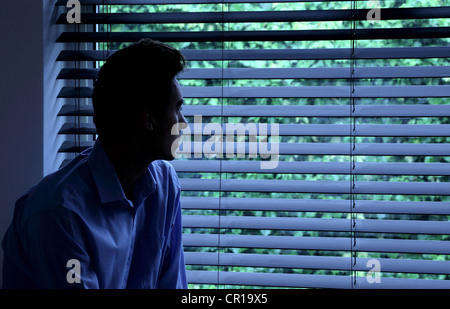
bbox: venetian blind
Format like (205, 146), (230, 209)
(55, 0), (450, 288)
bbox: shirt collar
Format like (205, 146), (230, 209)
(133, 165), (157, 208)
(88, 140), (157, 205)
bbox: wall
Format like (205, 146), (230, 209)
(0, 0), (62, 287)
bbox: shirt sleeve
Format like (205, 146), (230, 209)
(11, 210), (100, 289)
(157, 181), (188, 289)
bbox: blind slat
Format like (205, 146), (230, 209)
(58, 85), (450, 98)
(58, 140), (450, 156)
(58, 103), (450, 117)
(57, 27), (450, 43)
(57, 47), (450, 62)
(58, 122), (450, 137)
(183, 234), (450, 254)
(354, 276), (450, 289)
(186, 270), (350, 289)
(176, 142), (450, 156)
(182, 85), (450, 98)
(56, 7), (450, 24)
(186, 270), (450, 288)
(183, 215), (450, 234)
(57, 66), (450, 80)
(56, 0), (376, 5)
(179, 179), (450, 195)
(180, 197), (450, 215)
(185, 252), (450, 275)
(171, 160), (450, 176)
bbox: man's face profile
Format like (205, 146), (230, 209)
(149, 78), (187, 161)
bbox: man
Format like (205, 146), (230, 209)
(2, 39), (188, 288)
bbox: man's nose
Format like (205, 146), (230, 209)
(179, 113), (188, 130)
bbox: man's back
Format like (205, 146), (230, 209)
(2, 141), (187, 289)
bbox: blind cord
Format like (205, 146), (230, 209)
(350, 0), (358, 289)
(217, 0), (226, 289)
(75, 22), (80, 156)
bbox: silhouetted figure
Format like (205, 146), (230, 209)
(2, 39), (188, 288)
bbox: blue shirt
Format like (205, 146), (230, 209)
(2, 141), (187, 289)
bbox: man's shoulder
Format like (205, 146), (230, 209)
(15, 151), (93, 220)
(150, 160), (179, 181)
(151, 159), (174, 170)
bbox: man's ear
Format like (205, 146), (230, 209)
(143, 109), (155, 131)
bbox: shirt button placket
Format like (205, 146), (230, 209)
(122, 203), (136, 288)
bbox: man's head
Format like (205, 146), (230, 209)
(92, 39), (187, 160)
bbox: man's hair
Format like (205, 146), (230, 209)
(92, 39), (186, 137)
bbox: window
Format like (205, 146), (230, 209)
(55, 0), (450, 288)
